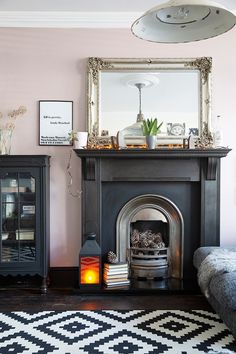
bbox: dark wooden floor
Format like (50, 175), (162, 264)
(0, 287), (213, 312)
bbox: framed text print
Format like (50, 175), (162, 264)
(39, 100), (73, 145)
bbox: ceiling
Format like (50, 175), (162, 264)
(0, 0), (235, 12)
(0, 0), (235, 28)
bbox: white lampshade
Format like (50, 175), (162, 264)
(131, 0), (236, 43)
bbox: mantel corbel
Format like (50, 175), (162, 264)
(84, 157), (96, 181)
(206, 157), (218, 180)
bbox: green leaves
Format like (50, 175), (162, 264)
(142, 118), (163, 136)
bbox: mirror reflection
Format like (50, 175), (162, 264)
(101, 70), (200, 139)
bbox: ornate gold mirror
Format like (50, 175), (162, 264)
(87, 57), (212, 145)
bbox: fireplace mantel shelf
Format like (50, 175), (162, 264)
(75, 147), (231, 181)
(74, 147), (231, 159)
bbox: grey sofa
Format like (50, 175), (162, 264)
(193, 246), (236, 339)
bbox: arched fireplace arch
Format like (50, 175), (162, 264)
(116, 194), (184, 279)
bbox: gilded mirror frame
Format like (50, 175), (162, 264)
(87, 57), (212, 145)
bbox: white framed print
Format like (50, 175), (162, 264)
(39, 100), (73, 145)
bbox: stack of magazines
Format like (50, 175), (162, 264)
(103, 262), (130, 289)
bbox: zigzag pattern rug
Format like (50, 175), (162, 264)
(0, 310), (235, 354)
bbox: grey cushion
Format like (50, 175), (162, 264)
(193, 247), (220, 269)
(193, 246), (236, 269)
(210, 272), (236, 310)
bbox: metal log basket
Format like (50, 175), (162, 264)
(129, 247), (169, 280)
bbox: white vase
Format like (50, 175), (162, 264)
(146, 135), (156, 149)
(74, 131), (88, 149)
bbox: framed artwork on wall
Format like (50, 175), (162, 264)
(39, 100), (73, 146)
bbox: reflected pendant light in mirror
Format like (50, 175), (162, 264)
(119, 74), (159, 137)
(131, 0), (236, 43)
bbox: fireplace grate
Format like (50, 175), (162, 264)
(129, 247), (169, 280)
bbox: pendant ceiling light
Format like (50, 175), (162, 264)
(131, 0), (236, 43)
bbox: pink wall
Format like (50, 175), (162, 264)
(0, 27), (235, 267)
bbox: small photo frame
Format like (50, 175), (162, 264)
(167, 123), (186, 136)
(39, 100), (73, 146)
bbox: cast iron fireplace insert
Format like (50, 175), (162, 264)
(75, 148), (230, 293)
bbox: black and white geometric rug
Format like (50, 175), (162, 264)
(0, 310), (235, 354)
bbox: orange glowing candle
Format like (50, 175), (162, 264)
(80, 256), (100, 285)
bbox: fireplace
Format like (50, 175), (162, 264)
(116, 194), (183, 279)
(75, 148), (230, 289)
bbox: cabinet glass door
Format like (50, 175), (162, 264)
(1, 172), (36, 263)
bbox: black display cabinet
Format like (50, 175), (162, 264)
(0, 155), (50, 293)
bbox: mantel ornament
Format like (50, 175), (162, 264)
(87, 132), (113, 149)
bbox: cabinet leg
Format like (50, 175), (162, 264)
(41, 277), (48, 294)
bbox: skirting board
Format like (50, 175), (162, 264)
(49, 267), (79, 288)
(0, 267), (199, 293)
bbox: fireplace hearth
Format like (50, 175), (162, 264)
(75, 148), (230, 291)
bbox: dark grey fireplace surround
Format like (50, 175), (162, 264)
(75, 148), (230, 285)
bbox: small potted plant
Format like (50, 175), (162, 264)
(142, 118), (163, 149)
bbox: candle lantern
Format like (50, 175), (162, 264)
(79, 232), (101, 288)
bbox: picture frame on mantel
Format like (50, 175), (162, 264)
(39, 100), (73, 146)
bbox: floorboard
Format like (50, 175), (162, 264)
(0, 288), (212, 312)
